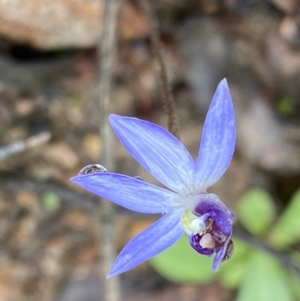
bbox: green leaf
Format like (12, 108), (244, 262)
(219, 239), (251, 289)
(276, 96), (293, 116)
(290, 252), (300, 267)
(284, 252), (300, 301)
(150, 235), (217, 283)
(289, 271), (300, 300)
(269, 188), (300, 247)
(237, 251), (293, 301)
(42, 192), (60, 212)
(237, 188), (275, 235)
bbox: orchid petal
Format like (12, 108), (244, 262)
(70, 172), (178, 214)
(212, 232), (232, 271)
(195, 79), (236, 190)
(109, 114), (194, 193)
(107, 210), (184, 277)
(194, 193), (234, 236)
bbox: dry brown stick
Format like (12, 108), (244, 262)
(140, 0), (180, 139)
(0, 132), (51, 161)
(97, 0), (121, 300)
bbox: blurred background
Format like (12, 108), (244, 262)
(0, 0), (300, 300)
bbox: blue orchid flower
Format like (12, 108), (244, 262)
(70, 78), (236, 278)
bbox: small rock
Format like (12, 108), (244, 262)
(0, 0), (149, 49)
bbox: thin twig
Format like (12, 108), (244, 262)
(234, 226), (300, 276)
(0, 132), (51, 161)
(140, 0), (180, 139)
(97, 0), (121, 301)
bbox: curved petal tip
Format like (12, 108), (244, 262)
(195, 78), (236, 189)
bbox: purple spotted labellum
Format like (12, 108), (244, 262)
(70, 79), (236, 277)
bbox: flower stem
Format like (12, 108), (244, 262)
(97, 0), (121, 300)
(140, 0), (180, 139)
